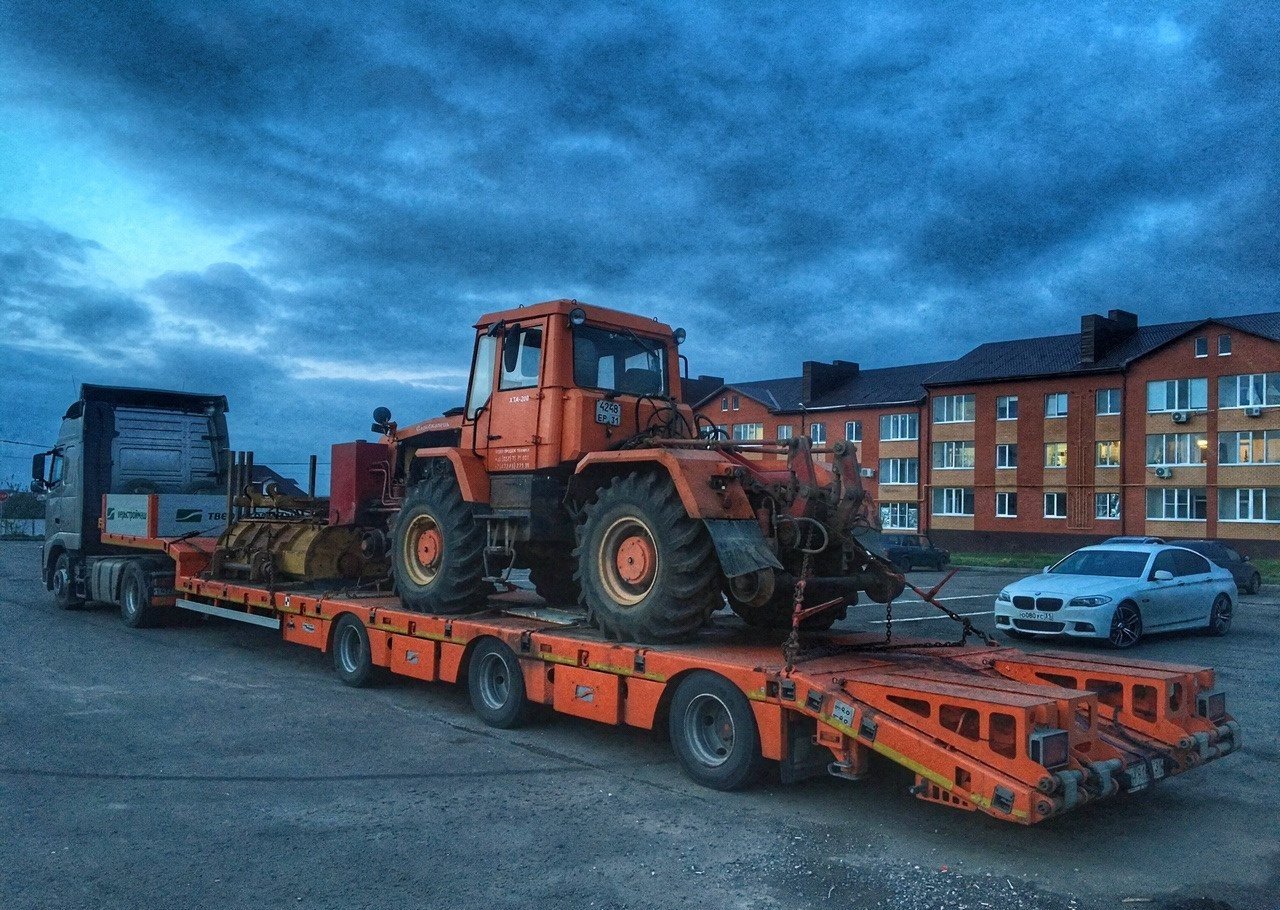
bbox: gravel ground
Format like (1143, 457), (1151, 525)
(1, 540), (1276, 910)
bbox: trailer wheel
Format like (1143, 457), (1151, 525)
(52, 553), (85, 611)
(120, 562), (162, 628)
(393, 473), (492, 614)
(669, 671), (765, 791)
(576, 472), (720, 644)
(467, 638), (531, 729)
(332, 615), (374, 687)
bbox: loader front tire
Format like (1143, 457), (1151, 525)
(576, 472), (720, 644)
(393, 473), (492, 614)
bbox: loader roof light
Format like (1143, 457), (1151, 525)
(1197, 690), (1226, 721)
(569, 307), (587, 327)
(673, 327), (686, 345)
(1029, 727), (1070, 770)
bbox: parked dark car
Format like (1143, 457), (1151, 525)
(882, 534), (950, 572)
(1169, 540), (1263, 595)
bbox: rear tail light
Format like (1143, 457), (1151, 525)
(1197, 690), (1226, 721)
(1029, 727), (1070, 769)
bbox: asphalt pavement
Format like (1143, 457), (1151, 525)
(1, 540), (1277, 910)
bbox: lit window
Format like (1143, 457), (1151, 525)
(732, 423), (763, 441)
(1044, 442), (1067, 468)
(1096, 440), (1120, 467)
(1095, 493), (1121, 520)
(1146, 433), (1208, 466)
(1217, 430), (1280, 464)
(879, 502), (919, 530)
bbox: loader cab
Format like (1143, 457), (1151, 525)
(463, 300), (686, 472)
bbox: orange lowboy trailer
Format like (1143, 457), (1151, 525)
(103, 529), (1239, 826)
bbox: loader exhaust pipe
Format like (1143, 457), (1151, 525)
(308, 454), (317, 499)
(224, 449), (235, 531)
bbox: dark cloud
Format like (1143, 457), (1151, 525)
(0, 0), (1277, 468)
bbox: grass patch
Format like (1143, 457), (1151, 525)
(1251, 558), (1280, 583)
(949, 552), (1063, 571)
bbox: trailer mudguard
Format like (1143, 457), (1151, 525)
(703, 519), (783, 578)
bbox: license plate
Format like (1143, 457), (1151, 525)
(1019, 611), (1052, 621)
(1126, 763), (1149, 789)
(595, 400), (622, 426)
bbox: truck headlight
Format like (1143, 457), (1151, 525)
(1068, 595), (1112, 607)
(1029, 727), (1070, 770)
(996, 589), (1012, 603)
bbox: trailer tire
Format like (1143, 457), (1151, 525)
(332, 615), (374, 687)
(393, 473), (492, 614)
(576, 471), (720, 644)
(120, 562), (162, 628)
(669, 671), (765, 791)
(467, 638), (531, 729)
(52, 553), (85, 611)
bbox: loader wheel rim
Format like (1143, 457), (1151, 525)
(599, 517), (658, 606)
(403, 514), (443, 586)
(683, 693), (735, 768)
(476, 652), (512, 710)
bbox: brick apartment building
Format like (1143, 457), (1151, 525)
(691, 309), (1280, 557)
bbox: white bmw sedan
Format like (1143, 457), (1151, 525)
(994, 544), (1235, 648)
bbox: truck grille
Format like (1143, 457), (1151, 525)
(1013, 596), (1064, 612)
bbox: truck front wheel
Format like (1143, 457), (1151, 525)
(120, 562), (163, 628)
(52, 553), (84, 611)
(576, 472), (720, 644)
(393, 473), (492, 614)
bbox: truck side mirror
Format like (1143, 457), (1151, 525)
(31, 452), (46, 490)
(371, 406), (393, 434)
(502, 327), (522, 374)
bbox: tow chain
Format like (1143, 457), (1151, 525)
(781, 548), (814, 673)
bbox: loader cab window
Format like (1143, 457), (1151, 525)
(572, 324), (667, 396)
(498, 326), (543, 391)
(465, 334), (498, 419)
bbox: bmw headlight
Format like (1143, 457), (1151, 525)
(996, 589), (1012, 603)
(1068, 595), (1113, 607)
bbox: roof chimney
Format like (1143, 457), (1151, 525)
(802, 360), (859, 404)
(1080, 310), (1139, 363)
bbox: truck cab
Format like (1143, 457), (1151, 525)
(32, 385), (230, 605)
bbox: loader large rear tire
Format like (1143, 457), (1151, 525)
(393, 473), (492, 614)
(576, 472), (720, 644)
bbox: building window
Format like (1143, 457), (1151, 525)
(932, 440), (975, 470)
(776, 424), (793, 441)
(1147, 378), (1208, 412)
(809, 422), (826, 443)
(879, 412), (919, 441)
(1194, 336), (1208, 357)
(720, 397), (729, 412)
(1095, 492), (1121, 520)
(880, 502), (919, 530)
(733, 423), (763, 441)
(1218, 430), (1280, 465)
(933, 394), (975, 424)
(1044, 492), (1067, 519)
(995, 443), (1018, 469)
(995, 492), (1018, 518)
(1146, 433), (1208, 466)
(1045, 392), (1068, 418)
(932, 487), (974, 516)
(711, 424), (729, 439)
(996, 396), (1019, 420)
(845, 420), (862, 442)
(731, 395), (740, 411)
(1096, 388), (1121, 416)
(1218, 488), (1280, 522)
(1145, 487), (1207, 521)
(1219, 373), (1280, 409)
(879, 458), (919, 485)
(1044, 442), (1067, 468)
(1096, 440), (1120, 467)
(1219, 334), (1232, 356)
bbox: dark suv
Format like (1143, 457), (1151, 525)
(1169, 540), (1262, 595)
(882, 534), (950, 572)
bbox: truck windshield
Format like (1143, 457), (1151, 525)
(1050, 549), (1149, 578)
(572, 324), (667, 396)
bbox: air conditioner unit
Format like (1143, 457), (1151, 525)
(860, 467), (876, 478)
(1170, 411), (1189, 424)
(1154, 466), (1173, 479)
(1245, 406), (1263, 418)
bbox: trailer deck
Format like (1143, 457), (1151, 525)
(102, 529), (1240, 826)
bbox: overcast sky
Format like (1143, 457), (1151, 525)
(1, 1), (1276, 484)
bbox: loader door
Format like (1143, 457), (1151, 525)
(485, 320), (546, 472)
